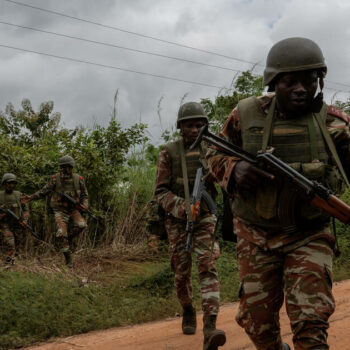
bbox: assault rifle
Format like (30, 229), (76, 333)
(191, 125), (350, 234)
(54, 191), (99, 220)
(0, 207), (39, 239)
(185, 167), (217, 252)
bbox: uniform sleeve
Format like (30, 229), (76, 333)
(32, 177), (56, 199)
(326, 107), (350, 180)
(79, 176), (89, 208)
(154, 148), (187, 220)
(206, 108), (243, 193)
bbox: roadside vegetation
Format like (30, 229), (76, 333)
(0, 72), (350, 349)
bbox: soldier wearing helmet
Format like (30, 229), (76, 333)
(0, 173), (29, 266)
(23, 156), (88, 267)
(207, 37), (350, 349)
(154, 102), (226, 350)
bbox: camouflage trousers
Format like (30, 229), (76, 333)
(235, 224), (335, 350)
(53, 209), (87, 252)
(0, 222), (18, 262)
(165, 213), (220, 315)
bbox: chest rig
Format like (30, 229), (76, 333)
(50, 173), (81, 209)
(0, 191), (23, 217)
(233, 96), (345, 231)
(164, 140), (216, 209)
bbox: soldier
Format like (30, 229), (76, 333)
(0, 173), (29, 266)
(207, 37), (350, 350)
(155, 102), (226, 350)
(23, 155), (88, 267)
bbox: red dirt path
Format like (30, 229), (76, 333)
(23, 279), (350, 350)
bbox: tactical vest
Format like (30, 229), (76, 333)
(50, 173), (81, 209)
(0, 190), (23, 217)
(233, 96), (344, 231)
(164, 140), (216, 204)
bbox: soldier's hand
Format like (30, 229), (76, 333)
(19, 220), (27, 229)
(78, 204), (87, 211)
(21, 194), (34, 204)
(233, 160), (274, 190)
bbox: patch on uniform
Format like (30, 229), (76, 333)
(328, 106), (350, 124)
(79, 176), (84, 180)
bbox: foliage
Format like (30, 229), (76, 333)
(0, 98), (149, 249)
(201, 70), (264, 133)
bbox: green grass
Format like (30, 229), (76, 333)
(1, 241), (350, 350)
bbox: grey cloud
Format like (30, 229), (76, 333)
(0, 0), (349, 145)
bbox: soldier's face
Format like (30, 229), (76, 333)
(60, 165), (73, 176)
(181, 119), (206, 144)
(4, 181), (16, 192)
(275, 70), (318, 115)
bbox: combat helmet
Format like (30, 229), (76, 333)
(59, 155), (75, 168)
(2, 173), (17, 185)
(177, 102), (208, 129)
(263, 37), (327, 90)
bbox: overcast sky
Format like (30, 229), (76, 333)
(0, 0), (350, 144)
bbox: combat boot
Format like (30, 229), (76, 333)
(182, 305), (197, 334)
(283, 344), (291, 350)
(63, 251), (72, 268)
(203, 314), (226, 350)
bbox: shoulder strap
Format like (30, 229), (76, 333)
(314, 105), (350, 189)
(262, 97), (276, 152)
(307, 113), (319, 161)
(73, 173), (80, 191)
(164, 141), (180, 159)
(179, 139), (193, 223)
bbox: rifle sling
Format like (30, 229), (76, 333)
(179, 139), (193, 223)
(314, 110), (350, 189)
(262, 96), (276, 152)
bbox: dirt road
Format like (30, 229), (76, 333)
(24, 279), (350, 350)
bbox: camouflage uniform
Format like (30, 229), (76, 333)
(145, 199), (167, 252)
(32, 172), (88, 253)
(207, 93), (350, 349)
(0, 191), (29, 263)
(155, 144), (220, 315)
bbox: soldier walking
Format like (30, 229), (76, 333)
(155, 102), (226, 350)
(0, 173), (29, 266)
(207, 37), (350, 349)
(23, 155), (88, 267)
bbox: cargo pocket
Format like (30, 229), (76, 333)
(301, 162), (325, 180)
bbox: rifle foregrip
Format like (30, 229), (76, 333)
(311, 195), (350, 223)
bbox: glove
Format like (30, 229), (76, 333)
(233, 160), (274, 191)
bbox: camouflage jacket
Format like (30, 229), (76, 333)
(207, 94), (350, 246)
(33, 173), (89, 211)
(154, 146), (187, 220)
(0, 190), (29, 223)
